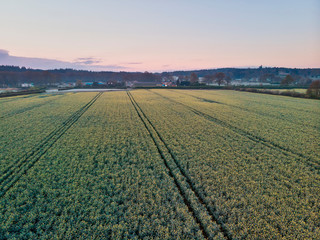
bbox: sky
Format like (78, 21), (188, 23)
(0, 0), (319, 72)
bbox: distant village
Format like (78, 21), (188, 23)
(1, 65), (320, 91)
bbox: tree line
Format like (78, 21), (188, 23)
(0, 66), (161, 87)
(0, 65), (319, 87)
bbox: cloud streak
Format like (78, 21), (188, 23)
(73, 57), (102, 65)
(0, 49), (127, 71)
(121, 62), (143, 65)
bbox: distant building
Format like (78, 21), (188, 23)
(278, 71), (290, 79)
(161, 82), (176, 87)
(198, 77), (206, 84)
(21, 83), (34, 88)
(58, 82), (76, 88)
(133, 82), (158, 87)
(125, 81), (134, 88)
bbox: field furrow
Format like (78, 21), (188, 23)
(0, 94), (67, 119)
(0, 93), (103, 197)
(151, 90), (320, 164)
(1, 89), (319, 239)
(172, 90), (319, 131)
(0, 92), (97, 171)
(0, 91), (205, 239)
(128, 91), (228, 240)
(130, 89), (320, 239)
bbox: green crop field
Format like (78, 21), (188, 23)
(0, 90), (319, 239)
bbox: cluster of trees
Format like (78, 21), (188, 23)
(306, 80), (320, 98)
(176, 72), (231, 86)
(168, 66), (320, 85)
(203, 72), (231, 85)
(0, 66), (161, 87)
(149, 67), (316, 88)
(1, 65), (319, 88)
(281, 74), (295, 85)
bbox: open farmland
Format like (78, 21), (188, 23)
(0, 90), (319, 239)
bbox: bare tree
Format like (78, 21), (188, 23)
(190, 73), (198, 84)
(215, 72), (225, 86)
(307, 80), (320, 98)
(225, 76), (232, 85)
(281, 75), (294, 85)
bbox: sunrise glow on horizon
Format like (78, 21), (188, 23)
(0, 0), (319, 72)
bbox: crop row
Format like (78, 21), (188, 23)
(210, 89), (319, 115)
(173, 90), (319, 131)
(153, 89), (320, 163)
(0, 92), (206, 239)
(151, 90), (319, 172)
(170, 89), (320, 127)
(0, 92), (42, 104)
(0, 92), (103, 198)
(130, 89), (320, 239)
(0, 93), (64, 117)
(0, 94), (67, 119)
(1, 90), (318, 239)
(0, 92), (97, 171)
(128, 91), (228, 240)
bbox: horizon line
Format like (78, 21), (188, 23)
(1, 64), (319, 74)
